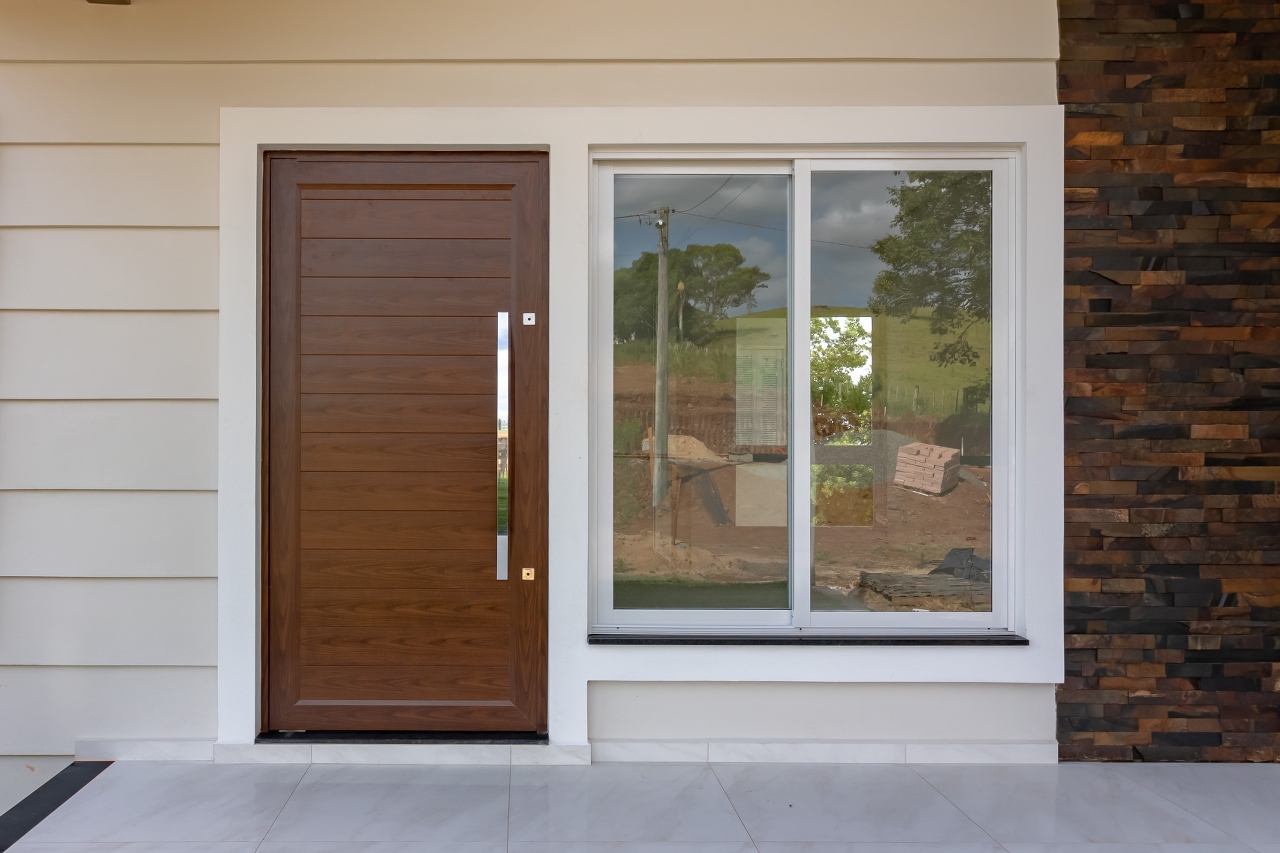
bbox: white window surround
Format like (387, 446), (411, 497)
(218, 106), (1064, 748)
(592, 153), (1015, 634)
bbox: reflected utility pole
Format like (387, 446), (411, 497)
(651, 206), (670, 508)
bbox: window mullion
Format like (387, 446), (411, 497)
(790, 159), (813, 628)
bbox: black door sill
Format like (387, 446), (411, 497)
(257, 730), (548, 745)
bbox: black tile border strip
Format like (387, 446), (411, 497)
(588, 633), (1029, 646)
(257, 730), (548, 744)
(0, 761), (111, 852)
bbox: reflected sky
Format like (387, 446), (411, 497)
(614, 174), (790, 315)
(497, 313), (509, 424)
(811, 171), (907, 310)
(613, 171), (912, 314)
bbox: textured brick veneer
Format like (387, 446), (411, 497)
(1058, 1), (1280, 761)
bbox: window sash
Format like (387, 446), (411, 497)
(592, 152), (1020, 635)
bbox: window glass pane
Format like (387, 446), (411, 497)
(810, 171), (993, 613)
(612, 174), (790, 609)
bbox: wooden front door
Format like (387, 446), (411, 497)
(264, 151), (548, 732)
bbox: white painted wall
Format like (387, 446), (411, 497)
(0, 0), (1061, 756)
(218, 105), (1065, 756)
(589, 681), (1056, 742)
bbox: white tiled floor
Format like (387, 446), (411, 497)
(10, 760), (1280, 853)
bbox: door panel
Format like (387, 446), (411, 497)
(265, 151), (548, 732)
(300, 238), (511, 277)
(300, 395), (494, 433)
(301, 278), (511, 316)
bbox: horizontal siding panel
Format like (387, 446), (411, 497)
(0, 228), (217, 309)
(0, 145), (217, 226)
(0, 1), (1060, 62)
(0, 578), (215, 666)
(0, 401), (217, 489)
(0, 491), (215, 578)
(0, 666), (215, 754)
(0, 312), (217, 399)
(0, 62), (1057, 144)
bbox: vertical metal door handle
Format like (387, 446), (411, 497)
(497, 312), (509, 580)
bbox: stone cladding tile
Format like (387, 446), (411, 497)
(1058, 0), (1280, 762)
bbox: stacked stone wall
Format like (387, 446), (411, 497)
(1059, 0), (1280, 761)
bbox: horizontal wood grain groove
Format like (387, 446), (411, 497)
(301, 199), (511, 240)
(301, 587), (507, 628)
(301, 395), (494, 433)
(301, 316), (494, 355)
(299, 628), (507, 667)
(301, 433), (493, 471)
(300, 238), (510, 278)
(301, 550), (497, 588)
(301, 355), (494, 394)
(301, 278), (510, 317)
(299, 189), (512, 202)
(299, 665), (509, 701)
(300, 472), (492, 511)
(274, 703), (533, 730)
(301, 510), (494, 549)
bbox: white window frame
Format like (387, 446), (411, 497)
(591, 148), (1023, 636)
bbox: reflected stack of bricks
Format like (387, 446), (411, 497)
(894, 442), (961, 495)
(1060, 1), (1280, 760)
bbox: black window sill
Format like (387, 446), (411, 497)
(588, 633), (1028, 646)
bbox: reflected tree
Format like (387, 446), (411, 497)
(613, 243), (769, 344)
(811, 317), (871, 441)
(868, 171), (992, 374)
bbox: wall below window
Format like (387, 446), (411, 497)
(589, 681), (1057, 760)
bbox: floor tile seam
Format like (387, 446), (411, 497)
(505, 760), (512, 852)
(905, 763), (1009, 850)
(707, 761), (761, 852)
(254, 763), (312, 850)
(1105, 763), (1256, 847)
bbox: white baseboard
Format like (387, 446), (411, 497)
(76, 738), (1054, 765)
(591, 740), (1059, 764)
(75, 739), (215, 761)
(210, 742), (591, 765)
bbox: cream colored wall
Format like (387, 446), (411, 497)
(589, 682), (1057, 743)
(0, 0), (1059, 754)
(0, 0), (1059, 62)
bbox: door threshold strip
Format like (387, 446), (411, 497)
(257, 730), (548, 745)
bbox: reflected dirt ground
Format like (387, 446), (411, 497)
(612, 357), (992, 612)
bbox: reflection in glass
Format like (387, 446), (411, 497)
(497, 311), (509, 581)
(612, 174), (790, 609)
(811, 171), (993, 613)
